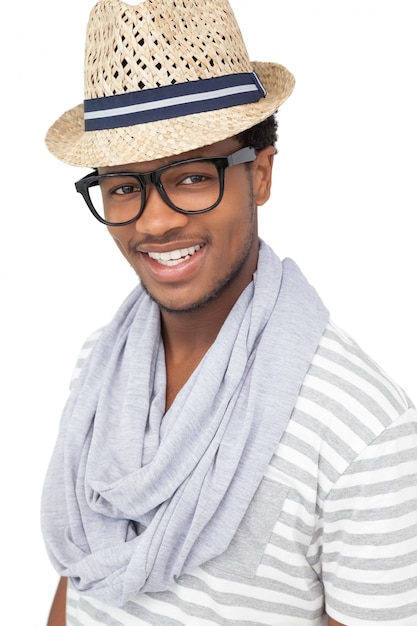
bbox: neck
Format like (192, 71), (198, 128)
(160, 290), (249, 411)
(159, 237), (259, 410)
(161, 298), (232, 357)
(160, 242), (259, 357)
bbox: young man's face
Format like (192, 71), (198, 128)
(102, 137), (275, 315)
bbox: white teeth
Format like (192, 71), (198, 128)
(148, 244), (202, 266)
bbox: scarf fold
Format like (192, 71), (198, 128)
(41, 241), (329, 607)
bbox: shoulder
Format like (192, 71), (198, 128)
(269, 320), (415, 499)
(308, 319), (413, 424)
(295, 319), (413, 454)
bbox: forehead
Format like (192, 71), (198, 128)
(99, 136), (241, 174)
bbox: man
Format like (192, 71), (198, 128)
(41, 0), (417, 624)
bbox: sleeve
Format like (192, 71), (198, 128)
(321, 407), (417, 626)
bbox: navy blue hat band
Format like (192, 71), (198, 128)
(84, 72), (266, 131)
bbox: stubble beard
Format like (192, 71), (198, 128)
(140, 190), (258, 315)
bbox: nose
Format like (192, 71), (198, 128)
(134, 183), (189, 236)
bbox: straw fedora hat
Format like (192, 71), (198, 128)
(46, 0), (295, 167)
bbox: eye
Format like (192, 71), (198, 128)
(113, 183), (141, 196)
(99, 176), (142, 198)
(179, 174), (210, 186)
(161, 162), (218, 190)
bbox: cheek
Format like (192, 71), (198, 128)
(222, 185), (256, 237)
(107, 228), (131, 262)
(210, 196), (257, 262)
(215, 178), (255, 230)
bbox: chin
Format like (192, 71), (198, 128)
(146, 291), (214, 315)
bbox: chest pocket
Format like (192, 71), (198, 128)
(201, 477), (289, 581)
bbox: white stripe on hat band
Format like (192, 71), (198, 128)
(84, 83), (260, 121)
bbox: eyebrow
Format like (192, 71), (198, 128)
(99, 151), (227, 175)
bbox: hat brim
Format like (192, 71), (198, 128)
(45, 62), (295, 168)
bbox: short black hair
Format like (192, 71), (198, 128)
(235, 114), (278, 150)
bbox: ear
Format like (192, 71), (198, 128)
(252, 146), (275, 206)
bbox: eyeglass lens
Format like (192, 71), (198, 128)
(88, 160), (222, 224)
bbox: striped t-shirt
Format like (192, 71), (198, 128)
(65, 321), (417, 625)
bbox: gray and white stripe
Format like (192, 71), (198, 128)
(65, 320), (417, 625)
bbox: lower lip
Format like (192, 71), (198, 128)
(140, 246), (206, 282)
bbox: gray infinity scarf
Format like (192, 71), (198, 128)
(41, 241), (329, 607)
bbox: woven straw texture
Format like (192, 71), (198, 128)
(46, 0), (295, 167)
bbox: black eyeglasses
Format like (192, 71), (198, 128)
(74, 146), (257, 226)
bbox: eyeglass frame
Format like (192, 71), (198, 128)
(74, 146), (257, 226)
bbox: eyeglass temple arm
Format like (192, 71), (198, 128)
(227, 146), (257, 166)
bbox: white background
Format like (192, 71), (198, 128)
(1, 1), (416, 623)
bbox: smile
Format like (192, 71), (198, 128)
(147, 244), (203, 267)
